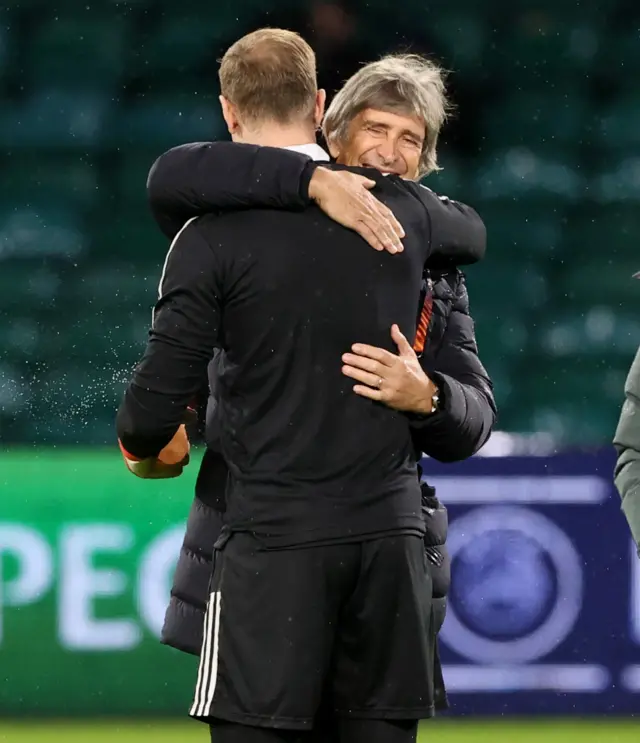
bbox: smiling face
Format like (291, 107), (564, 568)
(331, 107), (426, 180)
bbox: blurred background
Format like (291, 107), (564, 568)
(1, 0), (639, 741)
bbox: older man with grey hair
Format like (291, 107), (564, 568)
(323, 53), (448, 179)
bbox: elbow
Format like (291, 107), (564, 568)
(433, 435), (486, 463)
(116, 403), (173, 461)
(467, 211), (487, 263)
(146, 153), (168, 206)
(430, 410), (496, 463)
(417, 430), (482, 463)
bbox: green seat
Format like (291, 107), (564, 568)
(29, 363), (125, 444)
(565, 205), (640, 261)
(471, 303), (530, 359)
(473, 149), (584, 203)
(132, 18), (220, 82)
(479, 358), (514, 412)
(482, 91), (587, 157)
(490, 18), (600, 87)
(91, 213), (165, 260)
(0, 260), (66, 314)
(56, 307), (151, 360)
(0, 204), (85, 261)
(110, 0), (153, 8)
(0, 90), (110, 148)
(478, 202), (566, 260)
(513, 356), (627, 443)
(112, 98), (224, 150)
(535, 308), (640, 359)
(0, 0), (44, 7)
(2, 154), (100, 210)
(70, 264), (159, 311)
(431, 12), (488, 79)
(600, 30), (640, 90)
(422, 151), (468, 202)
(492, 0), (605, 15)
(115, 151), (162, 212)
(589, 158), (640, 204)
(501, 395), (618, 444)
(0, 360), (31, 446)
(0, 14), (16, 82)
(464, 259), (549, 311)
(26, 15), (129, 89)
(597, 94), (640, 151)
(558, 259), (640, 306)
(153, 0), (265, 18)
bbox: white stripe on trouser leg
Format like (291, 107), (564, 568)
(190, 591), (219, 717)
(202, 590), (222, 716)
(190, 591), (214, 717)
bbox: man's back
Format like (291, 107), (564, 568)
(203, 174), (431, 543)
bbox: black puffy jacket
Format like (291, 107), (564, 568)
(161, 269), (495, 679)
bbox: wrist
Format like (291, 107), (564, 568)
(414, 377), (440, 415)
(307, 166), (332, 202)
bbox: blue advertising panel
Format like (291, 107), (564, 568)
(422, 448), (640, 715)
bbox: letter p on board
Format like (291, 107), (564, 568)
(0, 525), (53, 644)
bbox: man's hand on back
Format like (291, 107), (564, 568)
(308, 168), (405, 254)
(342, 324), (438, 414)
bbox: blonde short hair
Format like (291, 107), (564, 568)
(219, 28), (317, 125)
(323, 54), (450, 178)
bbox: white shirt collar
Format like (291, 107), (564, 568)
(284, 143), (330, 162)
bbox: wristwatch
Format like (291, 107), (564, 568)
(429, 387), (441, 414)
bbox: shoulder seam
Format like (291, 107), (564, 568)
(158, 216), (200, 299)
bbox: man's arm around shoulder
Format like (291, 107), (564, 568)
(404, 181), (486, 266)
(147, 142), (317, 239)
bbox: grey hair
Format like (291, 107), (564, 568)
(323, 54), (450, 178)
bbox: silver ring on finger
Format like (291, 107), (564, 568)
(377, 377), (384, 388)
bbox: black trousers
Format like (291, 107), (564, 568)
(209, 718), (419, 743)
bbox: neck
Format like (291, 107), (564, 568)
(237, 121), (317, 149)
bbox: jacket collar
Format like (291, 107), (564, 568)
(284, 143), (331, 162)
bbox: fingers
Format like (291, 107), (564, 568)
(352, 384), (383, 401)
(356, 221), (388, 252)
(349, 344), (396, 365)
(342, 364), (382, 387)
(342, 352), (387, 375)
(356, 176), (377, 189)
(362, 189), (404, 237)
(356, 211), (402, 254)
(391, 324), (415, 356)
(378, 202), (405, 239)
(356, 215), (399, 253)
(324, 172), (405, 253)
(351, 175), (404, 238)
(158, 424), (190, 465)
(361, 194), (404, 253)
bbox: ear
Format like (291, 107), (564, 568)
(326, 135), (340, 160)
(220, 95), (240, 138)
(314, 89), (326, 129)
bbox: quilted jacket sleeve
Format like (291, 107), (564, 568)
(410, 270), (497, 462)
(614, 347), (640, 554)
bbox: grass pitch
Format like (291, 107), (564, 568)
(0, 720), (637, 743)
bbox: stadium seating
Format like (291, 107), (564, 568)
(0, 89), (111, 148)
(111, 96), (224, 150)
(25, 15), (130, 90)
(2, 0), (639, 446)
